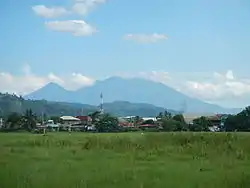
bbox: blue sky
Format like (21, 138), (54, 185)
(0, 0), (250, 107)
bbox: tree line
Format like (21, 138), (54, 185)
(1, 106), (250, 133)
(1, 109), (37, 131)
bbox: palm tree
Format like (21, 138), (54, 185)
(164, 110), (172, 119)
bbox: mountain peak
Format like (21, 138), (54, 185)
(25, 82), (72, 102)
(102, 76), (126, 82)
(44, 82), (64, 89)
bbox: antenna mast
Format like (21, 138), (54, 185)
(100, 92), (104, 114)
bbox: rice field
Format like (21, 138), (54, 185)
(0, 132), (249, 188)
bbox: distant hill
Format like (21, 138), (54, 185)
(26, 82), (74, 102)
(25, 77), (241, 114)
(103, 101), (177, 117)
(0, 93), (175, 117)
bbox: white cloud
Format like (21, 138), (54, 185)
(0, 65), (95, 95)
(72, 0), (106, 15)
(32, 1), (105, 36)
(48, 73), (65, 85)
(136, 70), (250, 106)
(45, 20), (97, 36)
(0, 72), (46, 95)
(32, 5), (69, 18)
(183, 70), (250, 101)
(123, 33), (168, 43)
(32, 0), (106, 18)
(71, 73), (95, 85)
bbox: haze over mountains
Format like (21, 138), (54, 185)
(25, 77), (241, 114)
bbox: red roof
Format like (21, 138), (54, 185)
(119, 122), (134, 127)
(76, 116), (92, 121)
(139, 124), (156, 127)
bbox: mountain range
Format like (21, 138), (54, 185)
(25, 77), (241, 114)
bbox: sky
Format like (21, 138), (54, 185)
(0, 0), (250, 108)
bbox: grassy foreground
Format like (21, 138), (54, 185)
(0, 132), (250, 188)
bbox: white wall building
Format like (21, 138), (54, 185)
(60, 116), (81, 126)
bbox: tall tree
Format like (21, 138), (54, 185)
(224, 115), (239, 132)
(23, 109), (37, 131)
(89, 111), (101, 123)
(95, 113), (119, 132)
(164, 110), (172, 119)
(173, 114), (185, 124)
(224, 106), (250, 132)
(192, 116), (212, 132)
(6, 112), (22, 129)
(156, 112), (163, 120)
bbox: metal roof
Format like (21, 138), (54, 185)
(60, 116), (80, 121)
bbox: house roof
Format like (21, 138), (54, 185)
(119, 122), (134, 127)
(76, 116), (92, 121)
(118, 117), (129, 123)
(60, 116), (80, 121)
(139, 124), (156, 127)
(206, 115), (220, 121)
(142, 117), (157, 121)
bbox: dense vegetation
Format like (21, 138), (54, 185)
(0, 132), (249, 188)
(3, 107), (250, 133)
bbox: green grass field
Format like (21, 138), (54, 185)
(0, 132), (249, 188)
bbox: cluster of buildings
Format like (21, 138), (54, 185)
(37, 115), (159, 132)
(35, 112), (229, 132)
(37, 115), (94, 132)
(183, 113), (229, 131)
(118, 114), (229, 131)
(0, 112), (229, 132)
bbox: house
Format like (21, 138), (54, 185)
(183, 114), (203, 125)
(60, 116), (81, 126)
(76, 116), (92, 125)
(46, 120), (59, 131)
(206, 115), (221, 126)
(118, 117), (135, 127)
(142, 117), (157, 122)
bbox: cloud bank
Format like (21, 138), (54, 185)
(0, 65), (94, 95)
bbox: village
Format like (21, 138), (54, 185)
(32, 113), (229, 133)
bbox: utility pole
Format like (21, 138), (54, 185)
(42, 111), (46, 136)
(68, 123), (71, 135)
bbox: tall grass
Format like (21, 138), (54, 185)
(0, 132), (250, 188)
